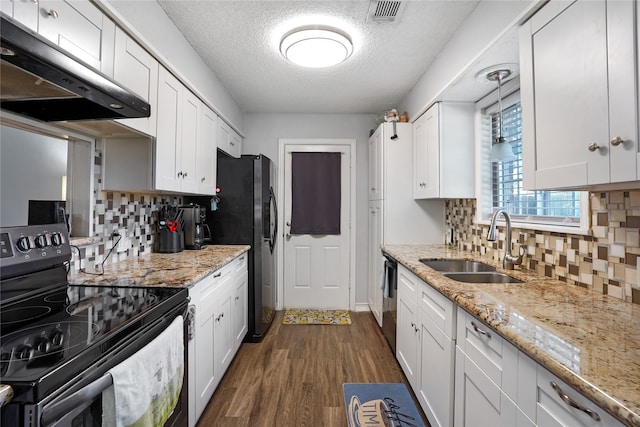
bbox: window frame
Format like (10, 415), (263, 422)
(474, 79), (590, 234)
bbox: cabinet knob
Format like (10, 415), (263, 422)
(177, 171), (183, 177)
(611, 136), (625, 147)
(31, 0), (38, 4)
(183, 172), (188, 178)
(587, 143), (600, 152)
(371, 187), (375, 191)
(235, 296), (240, 301)
(201, 177), (206, 182)
(47, 9), (59, 18)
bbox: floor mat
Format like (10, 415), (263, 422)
(282, 309), (351, 325)
(343, 383), (425, 427)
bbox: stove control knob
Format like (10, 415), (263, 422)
(35, 337), (51, 353)
(16, 344), (33, 360)
(51, 329), (64, 346)
(51, 233), (63, 246)
(34, 234), (48, 248)
(16, 236), (31, 252)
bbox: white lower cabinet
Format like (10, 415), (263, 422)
(394, 266), (622, 427)
(396, 265), (420, 388)
(188, 254), (248, 427)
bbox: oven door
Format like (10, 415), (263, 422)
(37, 305), (188, 427)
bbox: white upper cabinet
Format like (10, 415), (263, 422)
(2, 0), (39, 31)
(519, 0), (638, 190)
(156, 66), (199, 194)
(37, 0), (115, 75)
(197, 106), (217, 195)
(217, 120), (242, 158)
(413, 102), (475, 199)
(114, 27), (159, 137)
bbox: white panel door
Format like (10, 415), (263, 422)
(283, 144), (351, 309)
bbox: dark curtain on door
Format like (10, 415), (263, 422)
(290, 151), (341, 235)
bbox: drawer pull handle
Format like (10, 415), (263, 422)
(471, 321), (491, 339)
(239, 256), (245, 261)
(47, 9), (59, 18)
(213, 272), (222, 278)
(550, 381), (601, 422)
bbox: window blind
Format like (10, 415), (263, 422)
(489, 101), (581, 225)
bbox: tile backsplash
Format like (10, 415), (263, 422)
(69, 143), (182, 271)
(446, 191), (640, 304)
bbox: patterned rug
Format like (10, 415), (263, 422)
(343, 383), (425, 427)
(282, 309), (352, 325)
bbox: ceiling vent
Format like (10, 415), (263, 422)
(367, 1), (404, 23)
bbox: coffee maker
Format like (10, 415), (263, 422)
(179, 204), (209, 250)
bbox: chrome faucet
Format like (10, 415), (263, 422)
(487, 209), (526, 270)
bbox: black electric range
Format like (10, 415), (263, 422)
(0, 224), (189, 427)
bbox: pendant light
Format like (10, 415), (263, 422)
(476, 64), (518, 162)
(280, 26), (353, 68)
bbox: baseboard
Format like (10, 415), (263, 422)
(354, 302), (371, 312)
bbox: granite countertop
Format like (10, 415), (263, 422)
(68, 245), (250, 288)
(382, 244), (640, 427)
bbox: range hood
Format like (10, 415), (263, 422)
(0, 16), (150, 123)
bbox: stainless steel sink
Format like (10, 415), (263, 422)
(420, 259), (496, 272)
(442, 272), (523, 284)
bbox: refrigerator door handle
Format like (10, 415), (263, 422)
(269, 186), (278, 253)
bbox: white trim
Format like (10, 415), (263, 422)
(277, 138), (357, 312)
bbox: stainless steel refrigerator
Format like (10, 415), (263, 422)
(188, 152), (277, 342)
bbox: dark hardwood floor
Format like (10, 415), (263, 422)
(196, 311), (430, 426)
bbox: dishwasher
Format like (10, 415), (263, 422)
(381, 254), (398, 353)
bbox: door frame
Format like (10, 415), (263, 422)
(277, 138), (357, 311)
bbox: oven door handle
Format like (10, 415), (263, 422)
(40, 374), (113, 426)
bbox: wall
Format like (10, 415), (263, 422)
(0, 125), (67, 227)
(69, 140), (182, 271)
(243, 113), (377, 306)
(100, 0), (245, 134)
(399, 0), (536, 121)
(446, 192), (640, 304)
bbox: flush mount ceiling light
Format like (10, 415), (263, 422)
(280, 26), (353, 68)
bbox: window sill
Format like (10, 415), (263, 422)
(475, 218), (591, 236)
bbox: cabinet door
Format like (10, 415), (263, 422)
(413, 103), (439, 199)
(520, 0), (609, 188)
(2, 0), (39, 31)
(417, 312), (454, 427)
(454, 349), (520, 427)
(197, 106), (217, 194)
(215, 286), (234, 376)
(114, 28), (158, 137)
(396, 266), (419, 388)
(217, 120), (241, 158)
(192, 276), (218, 420)
(368, 125), (383, 200)
(232, 260), (248, 351)
(179, 91), (199, 193)
(155, 67), (182, 192)
(368, 201), (383, 326)
(38, 0), (114, 74)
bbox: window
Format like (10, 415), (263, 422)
(478, 87), (588, 232)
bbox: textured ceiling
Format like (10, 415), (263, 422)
(157, 1), (480, 114)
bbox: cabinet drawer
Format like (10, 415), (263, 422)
(234, 252), (247, 274)
(536, 366), (623, 427)
(456, 308), (518, 400)
(398, 264), (419, 301)
(419, 280), (454, 338)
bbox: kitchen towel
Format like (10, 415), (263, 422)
(108, 316), (184, 427)
(290, 151), (341, 235)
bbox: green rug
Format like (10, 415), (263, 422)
(282, 309), (351, 325)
